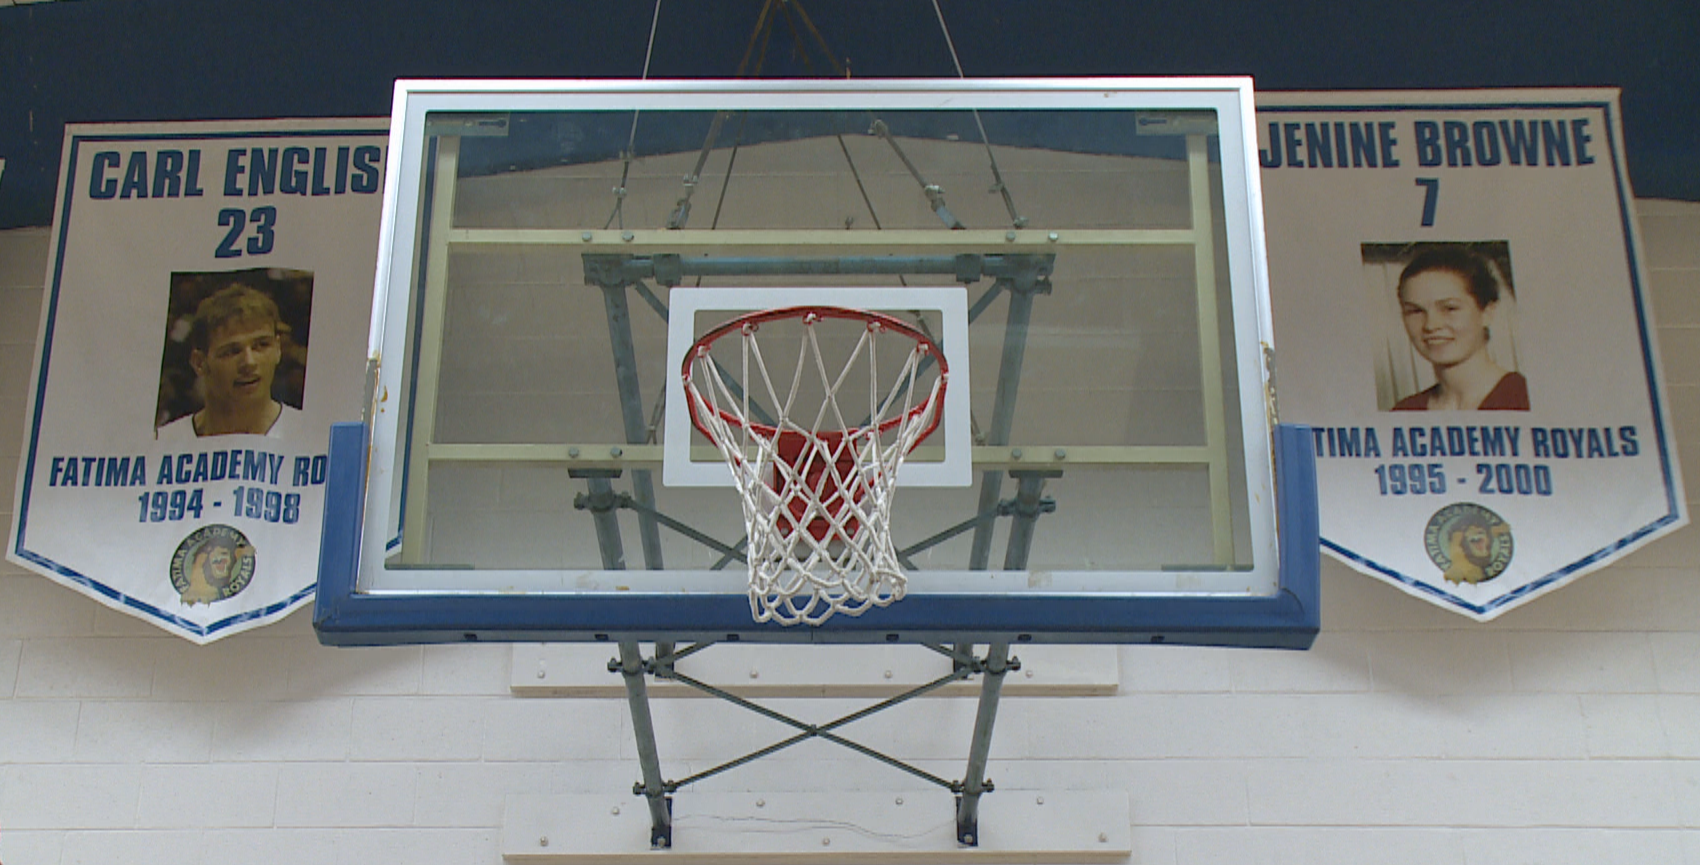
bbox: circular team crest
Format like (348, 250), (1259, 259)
(1423, 503), (1513, 585)
(169, 524), (257, 606)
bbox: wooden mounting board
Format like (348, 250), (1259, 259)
(510, 645), (1119, 698)
(503, 790), (1131, 863)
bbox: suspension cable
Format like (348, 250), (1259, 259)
(603, 0), (666, 230)
(930, 0), (1027, 228)
(783, 0), (882, 233)
(669, 0), (784, 230)
(785, 1), (963, 231)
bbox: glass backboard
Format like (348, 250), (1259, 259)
(313, 78), (1318, 647)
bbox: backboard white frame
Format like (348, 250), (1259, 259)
(315, 77), (1318, 647)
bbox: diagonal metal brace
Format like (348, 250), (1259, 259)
(575, 490), (748, 564)
(655, 660), (981, 793)
(608, 642), (1020, 849)
(894, 492), (1057, 568)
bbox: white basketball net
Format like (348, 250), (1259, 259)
(683, 308), (946, 626)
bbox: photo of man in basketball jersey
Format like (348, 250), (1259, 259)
(155, 269), (314, 440)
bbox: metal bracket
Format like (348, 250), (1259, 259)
(648, 796), (673, 849)
(570, 470), (626, 571)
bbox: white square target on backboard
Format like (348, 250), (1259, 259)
(664, 286), (971, 487)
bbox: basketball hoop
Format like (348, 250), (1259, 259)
(682, 306), (948, 625)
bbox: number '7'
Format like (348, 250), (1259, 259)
(1415, 178), (1440, 227)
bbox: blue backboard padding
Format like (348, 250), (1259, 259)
(314, 423), (1319, 648)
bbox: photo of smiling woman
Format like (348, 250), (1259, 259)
(154, 268), (314, 439)
(1364, 242), (1528, 412)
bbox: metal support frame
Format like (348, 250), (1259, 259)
(575, 468), (673, 847)
(616, 641), (672, 849)
(1002, 470), (1063, 571)
(570, 469), (1067, 577)
(967, 265), (1053, 570)
(955, 641), (1011, 846)
(591, 280), (666, 570)
(574, 479), (748, 566)
(570, 471), (1057, 574)
(957, 470), (1053, 844)
(607, 641), (1023, 849)
(579, 250), (1058, 583)
(583, 251), (1054, 288)
(401, 133), (1239, 572)
(393, 132), (1241, 589)
(585, 470), (1058, 848)
(571, 469), (627, 570)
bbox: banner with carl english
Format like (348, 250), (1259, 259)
(7, 119), (386, 642)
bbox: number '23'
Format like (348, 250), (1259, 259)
(216, 206), (277, 258)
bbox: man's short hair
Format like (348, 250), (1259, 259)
(188, 285), (280, 353)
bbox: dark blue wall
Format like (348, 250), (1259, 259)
(3, 0), (1696, 228)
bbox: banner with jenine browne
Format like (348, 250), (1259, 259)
(1257, 89), (1687, 620)
(6, 119), (386, 643)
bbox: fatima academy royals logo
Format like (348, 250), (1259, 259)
(1423, 503), (1514, 585)
(170, 524), (256, 605)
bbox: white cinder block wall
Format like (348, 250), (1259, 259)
(2, 200), (1698, 865)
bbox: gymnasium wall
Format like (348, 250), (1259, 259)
(0, 198), (1696, 863)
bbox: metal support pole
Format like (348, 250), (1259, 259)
(1003, 471), (1061, 571)
(615, 642), (672, 849)
(571, 470), (627, 571)
(956, 642), (1013, 846)
(579, 468), (671, 847)
(968, 265), (1051, 569)
(595, 282), (666, 570)
(959, 471), (1051, 846)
